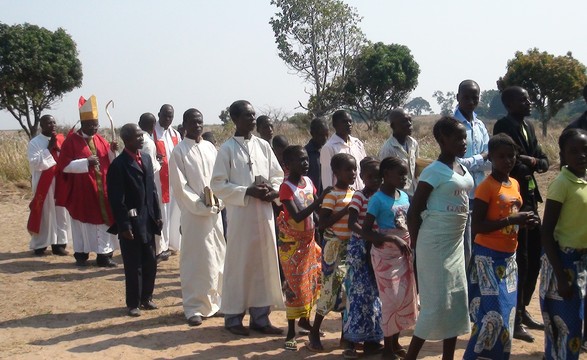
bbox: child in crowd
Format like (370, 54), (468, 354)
(343, 157), (384, 358)
(272, 135), (289, 172)
(307, 153), (356, 352)
(363, 156), (418, 360)
(405, 116), (474, 360)
(277, 145), (331, 351)
(463, 134), (537, 359)
(540, 128), (587, 360)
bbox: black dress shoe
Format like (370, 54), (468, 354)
(97, 258), (118, 268)
(34, 248), (47, 256)
(141, 300), (158, 310)
(75, 259), (88, 267)
(250, 324), (284, 335)
(226, 325), (250, 336)
(156, 251), (170, 263)
(51, 246), (69, 256)
(513, 324), (534, 343)
(128, 308), (141, 317)
(522, 310), (544, 330)
(188, 315), (203, 326)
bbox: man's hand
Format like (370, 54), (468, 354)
(246, 184), (270, 199)
(110, 141), (119, 152)
(121, 229), (134, 240)
(518, 155), (536, 168)
(262, 189), (279, 202)
(48, 134), (57, 150)
(87, 155), (99, 167)
(481, 152), (489, 161)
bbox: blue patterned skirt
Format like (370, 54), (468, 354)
(343, 235), (383, 343)
(464, 243), (517, 360)
(540, 247), (587, 360)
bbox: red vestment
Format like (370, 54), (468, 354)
(55, 131), (114, 225)
(27, 134), (65, 234)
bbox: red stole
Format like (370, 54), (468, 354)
(153, 129), (178, 203)
(27, 134), (64, 234)
(55, 132), (114, 225)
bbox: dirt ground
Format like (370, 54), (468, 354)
(0, 176), (553, 360)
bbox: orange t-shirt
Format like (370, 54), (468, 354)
(474, 175), (523, 253)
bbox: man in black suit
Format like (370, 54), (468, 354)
(107, 123), (163, 317)
(493, 86), (548, 342)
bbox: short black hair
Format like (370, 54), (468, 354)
(432, 116), (462, 142)
(500, 86), (526, 109)
(272, 135), (289, 149)
(182, 108), (202, 123)
(360, 156), (379, 175)
(256, 115), (271, 130)
(282, 145), (305, 164)
(457, 79), (479, 94)
(229, 100), (251, 119)
(559, 128), (587, 153)
(120, 123), (139, 142)
(488, 133), (518, 156)
(159, 104), (173, 113)
(330, 153), (356, 172)
(310, 117), (328, 133)
(202, 131), (215, 144)
(332, 109), (350, 125)
(379, 156), (405, 178)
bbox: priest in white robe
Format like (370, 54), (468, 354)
(153, 104), (182, 258)
(169, 109), (226, 327)
(138, 112), (161, 174)
(27, 114), (69, 255)
(211, 100), (285, 336)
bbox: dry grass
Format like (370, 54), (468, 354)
(0, 116), (566, 186)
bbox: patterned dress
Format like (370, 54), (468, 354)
(277, 177), (322, 319)
(343, 190), (383, 343)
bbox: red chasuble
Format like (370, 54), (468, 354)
(55, 131), (114, 225)
(153, 130), (178, 203)
(27, 134), (65, 234)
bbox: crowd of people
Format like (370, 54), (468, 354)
(24, 82), (587, 360)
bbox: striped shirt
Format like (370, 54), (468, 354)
(321, 186), (354, 241)
(349, 190), (376, 237)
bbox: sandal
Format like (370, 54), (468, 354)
(342, 348), (358, 359)
(298, 329), (325, 337)
(305, 339), (324, 352)
(284, 339), (297, 351)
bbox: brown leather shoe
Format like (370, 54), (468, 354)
(226, 325), (250, 336)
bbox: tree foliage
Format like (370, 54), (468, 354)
(432, 90), (455, 116)
(0, 23), (83, 138)
(218, 107), (231, 126)
(497, 48), (587, 135)
(269, 0), (365, 116)
(476, 89), (506, 119)
(342, 42), (420, 130)
(405, 96), (432, 116)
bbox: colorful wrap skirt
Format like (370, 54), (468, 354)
(343, 235), (383, 343)
(539, 247), (587, 360)
(464, 243), (517, 360)
(371, 228), (417, 337)
(277, 212), (322, 320)
(315, 229), (348, 316)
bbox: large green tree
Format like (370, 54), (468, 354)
(497, 48), (587, 135)
(405, 97), (431, 116)
(269, 0), (365, 116)
(476, 89), (506, 119)
(0, 23), (83, 138)
(432, 90), (455, 116)
(342, 42), (420, 130)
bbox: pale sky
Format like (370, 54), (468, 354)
(1, 0), (586, 130)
